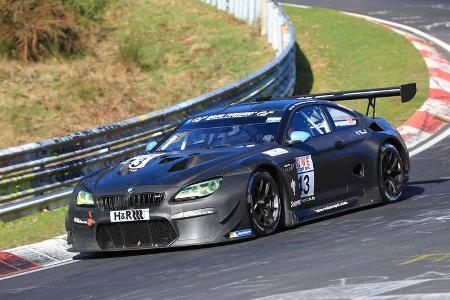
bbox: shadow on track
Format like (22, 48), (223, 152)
(293, 43), (313, 95)
(73, 238), (252, 261)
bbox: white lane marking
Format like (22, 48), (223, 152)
(421, 21), (450, 31)
(367, 11), (391, 16)
(391, 16), (422, 21)
(0, 259), (75, 281)
(409, 127), (450, 157)
(255, 280), (432, 299)
(280, 3), (310, 9)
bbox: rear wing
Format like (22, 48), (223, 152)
(294, 83), (416, 117)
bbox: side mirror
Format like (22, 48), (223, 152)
(145, 140), (158, 153)
(287, 131), (311, 145)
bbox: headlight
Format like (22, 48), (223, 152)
(76, 190), (95, 206)
(175, 178), (223, 200)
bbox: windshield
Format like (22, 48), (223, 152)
(157, 122), (280, 151)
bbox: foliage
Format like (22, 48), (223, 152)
(0, 0), (84, 61)
(61, 0), (110, 22)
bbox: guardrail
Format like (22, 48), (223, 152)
(0, 0), (296, 221)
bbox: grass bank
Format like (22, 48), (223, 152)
(0, 0), (273, 148)
(284, 6), (429, 126)
(0, 206), (67, 250)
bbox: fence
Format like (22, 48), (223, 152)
(0, 0), (296, 221)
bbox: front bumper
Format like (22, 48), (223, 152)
(66, 175), (253, 252)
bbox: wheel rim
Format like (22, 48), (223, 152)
(381, 148), (404, 198)
(250, 176), (280, 229)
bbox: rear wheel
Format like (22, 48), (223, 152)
(378, 143), (405, 203)
(247, 171), (281, 236)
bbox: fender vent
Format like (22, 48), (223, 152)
(353, 163), (365, 177)
(369, 122), (383, 132)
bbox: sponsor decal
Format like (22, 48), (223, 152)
(282, 162), (295, 172)
(256, 110), (275, 117)
(262, 148), (288, 157)
(235, 144), (256, 149)
(266, 116), (282, 123)
(73, 217), (88, 225)
(291, 199), (301, 208)
(126, 153), (164, 172)
(290, 179), (296, 196)
(229, 229), (252, 239)
(355, 129), (368, 135)
(290, 195), (315, 208)
(110, 209), (150, 223)
(171, 208), (217, 220)
(295, 155), (314, 173)
(191, 111), (275, 123)
(87, 211), (94, 228)
(314, 201), (349, 213)
(73, 211), (95, 228)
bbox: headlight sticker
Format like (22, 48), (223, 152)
(175, 178), (223, 200)
(76, 190), (95, 206)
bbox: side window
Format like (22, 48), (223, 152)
(326, 106), (357, 129)
(287, 106), (331, 139)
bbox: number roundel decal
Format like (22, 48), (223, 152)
(292, 155), (315, 207)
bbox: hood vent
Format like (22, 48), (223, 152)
(167, 152), (219, 172)
(159, 156), (181, 164)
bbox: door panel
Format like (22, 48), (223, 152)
(286, 105), (350, 210)
(291, 134), (349, 208)
(324, 105), (372, 197)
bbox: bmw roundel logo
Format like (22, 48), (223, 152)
(127, 187), (134, 193)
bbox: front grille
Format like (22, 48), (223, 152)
(97, 193), (164, 212)
(96, 220), (177, 249)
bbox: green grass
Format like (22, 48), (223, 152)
(284, 6), (429, 126)
(0, 206), (68, 250)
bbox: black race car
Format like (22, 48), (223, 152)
(66, 83), (416, 252)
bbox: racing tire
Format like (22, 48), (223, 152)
(246, 171), (282, 236)
(378, 143), (405, 203)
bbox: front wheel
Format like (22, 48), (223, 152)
(247, 171), (282, 236)
(378, 143), (405, 203)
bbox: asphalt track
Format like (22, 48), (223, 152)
(1, 1), (450, 299)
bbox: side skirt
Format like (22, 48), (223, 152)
(292, 187), (383, 224)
